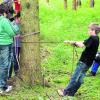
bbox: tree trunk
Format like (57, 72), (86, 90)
(16, 0), (43, 86)
(72, 0), (77, 10)
(64, 0), (67, 9)
(76, 0), (81, 6)
(46, 0), (49, 3)
(90, 0), (95, 7)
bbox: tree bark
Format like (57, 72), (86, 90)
(16, 0), (43, 86)
(72, 0), (77, 10)
(90, 0), (95, 7)
(76, 0), (81, 6)
(46, 0), (49, 3)
(64, 0), (67, 9)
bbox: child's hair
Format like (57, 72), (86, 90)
(89, 23), (100, 34)
(0, 4), (6, 14)
(0, 2), (14, 20)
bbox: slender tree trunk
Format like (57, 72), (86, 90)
(72, 0), (77, 10)
(64, 0), (67, 9)
(46, 0), (49, 3)
(16, 0), (43, 86)
(90, 0), (95, 7)
(76, 0), (81, 6)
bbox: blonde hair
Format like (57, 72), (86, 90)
(89, 23), (100, 34)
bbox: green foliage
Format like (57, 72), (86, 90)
(40, 0), (100, 99)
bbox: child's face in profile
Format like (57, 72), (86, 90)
(4, 13), (7, 17)
(88, 27), (95, 36)
(88, 28), (92, 35)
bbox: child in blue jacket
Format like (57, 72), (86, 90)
(89, 52), (100, 76)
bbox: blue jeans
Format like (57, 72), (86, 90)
(64, 61), (89, 96)
(0, 44), (12, 89)
(91, 61), (100, 74)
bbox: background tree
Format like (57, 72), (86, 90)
(16, 0), (43, 86)
(76, 0), (81, 6)
(64, 0), (67, 9)
(46, 0), (49, 3)
(72, 0), (77, 10)
(90, 0), (95, 7)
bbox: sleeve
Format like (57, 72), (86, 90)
(83, 36), (93, 47)
(2, 18), (20, 37)
(95, 52), (100, 62)
(11, 20), (20, 34)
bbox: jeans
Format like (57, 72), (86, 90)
(9, 47), (20, 78)
(64, 61), (89, 96)
(0, 44), (12, 89)
(91, 61), (100, 74)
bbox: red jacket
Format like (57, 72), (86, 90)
(14, 0), (21, 13)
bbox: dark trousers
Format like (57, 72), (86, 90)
(9, 47), (20, 78)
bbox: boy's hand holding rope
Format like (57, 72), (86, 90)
(64, 40), (78, 47)
(64, 40), (84, 48)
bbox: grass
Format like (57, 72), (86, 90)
(40, 0), (100, 99)
(1, 0), (100, 99)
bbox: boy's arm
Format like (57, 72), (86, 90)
(64, 40), (85, 48)
(2, 18), (20, 37)
(75, 41), (84, 48)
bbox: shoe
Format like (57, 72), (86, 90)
(86, 72), (96, 77)
(57, 89), (65, 97)
(0, 89), (3, 94)
(4, 86), (13, 93)
(91, 71), (96, 76)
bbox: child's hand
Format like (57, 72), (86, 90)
(64, 40), (75, 45)
(15, 18), (21, 24)
(75, 42), (84, 48)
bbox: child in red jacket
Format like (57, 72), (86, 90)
(14, 0), (21, 13)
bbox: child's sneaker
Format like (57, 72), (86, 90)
(0, 89), (3, 94)
(86, 72), (96, 77)
(4, 86), (13, 93)
(57, 89), (65, 97)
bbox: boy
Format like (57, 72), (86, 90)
(9, 34), (21, 78)
(0, 4), (20, 93)
(58, 23), (100, 96)
(8, 0), (21, 78)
